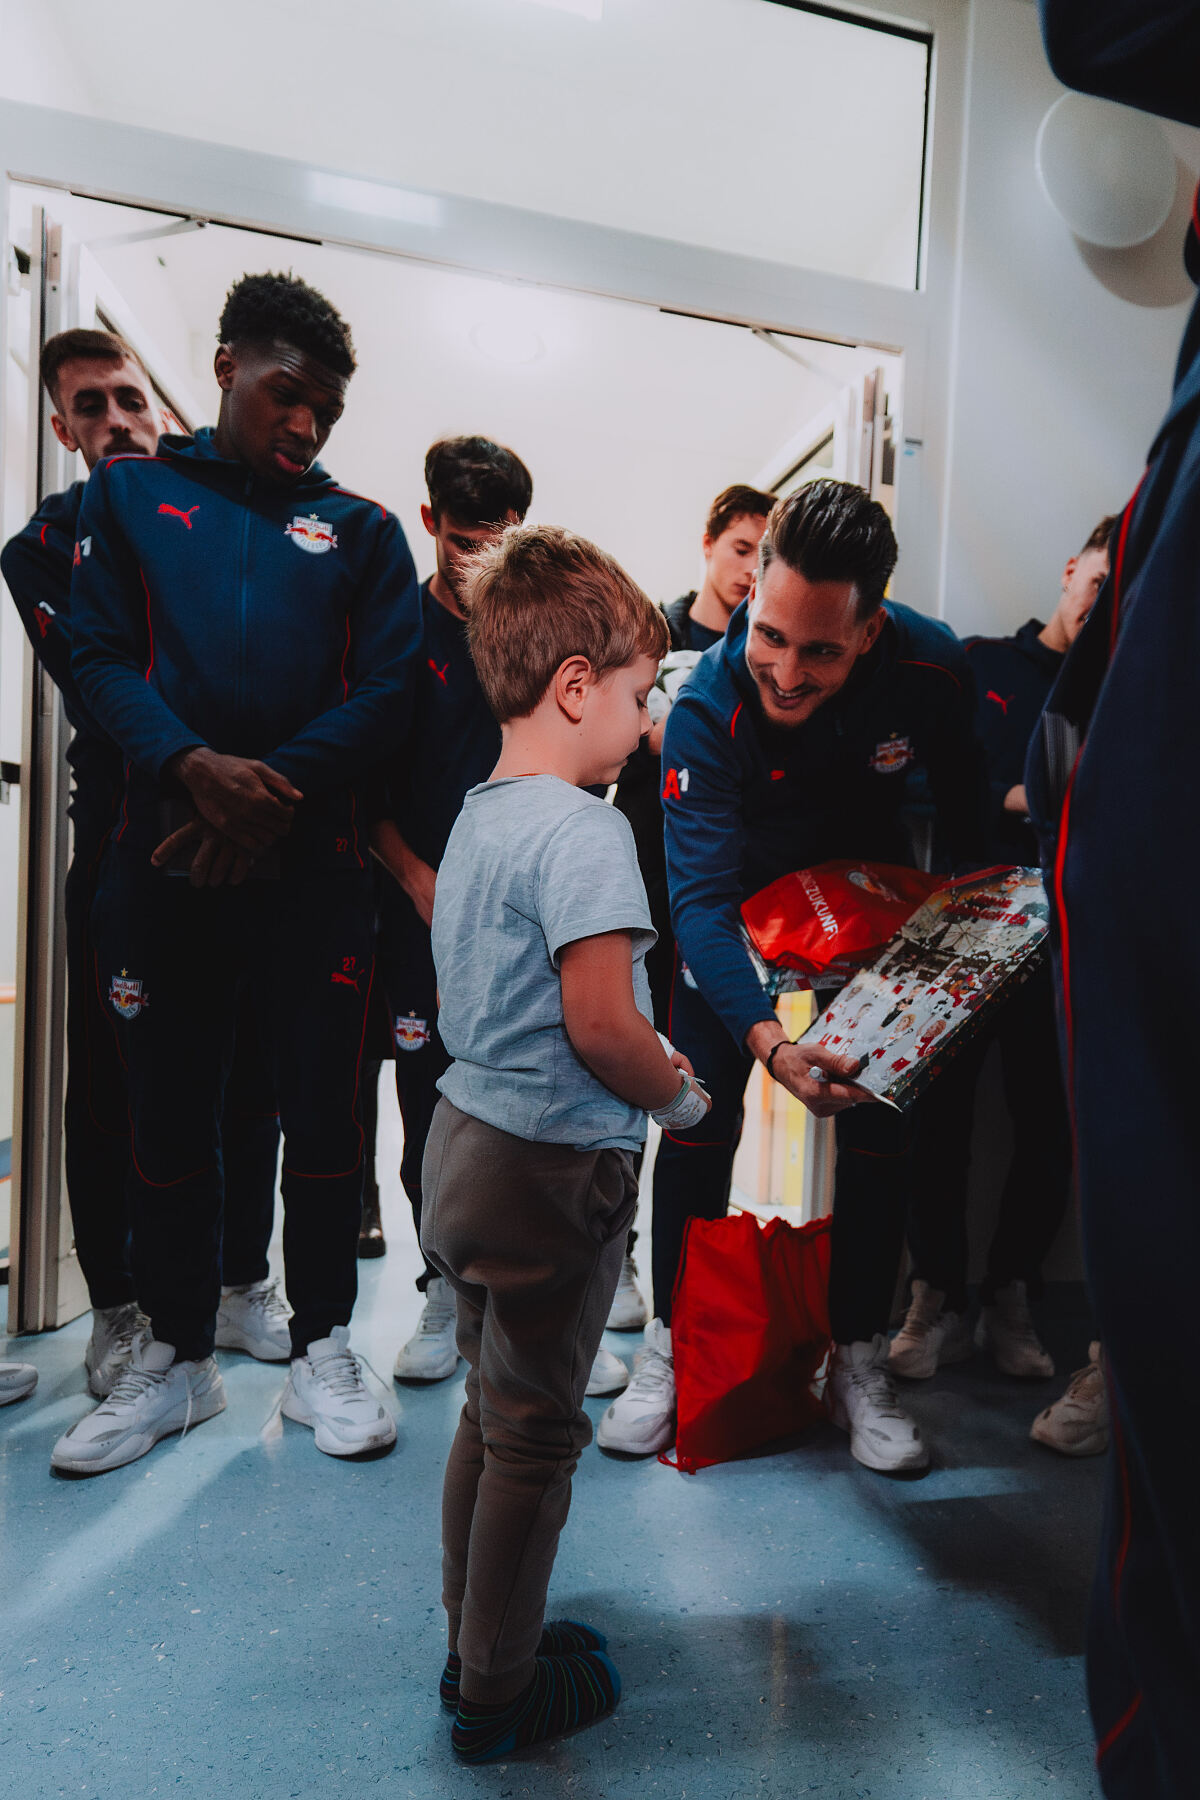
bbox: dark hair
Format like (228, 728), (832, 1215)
(464, 524), (669, 722)
(1080, 514), (1120, 557)
(706, 483), (775, 542)
(424, 435), (533, 526)
(218, 272), (356, 380)
(40, 328), (146, 409)
(759, 479), (898, 617)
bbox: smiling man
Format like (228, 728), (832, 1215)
(55, 274), (421, 1476)
(598, 480), (988, 1473)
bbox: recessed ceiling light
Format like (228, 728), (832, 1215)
(469, 319), (546, 365)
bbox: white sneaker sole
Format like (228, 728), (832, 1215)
(50, 1384), (227, 1475)
(280, 1392), (397, 1457)
(596, 1411), (675, 1456)
(0, 1373), (38, 1407)
(1030, 1420), (1109, 1457)
(829, 1396), (930, 1474)
(982, 1343), (1056, 1380)
(392, 1346), (460, 1384)
(214, 1323), (292, 1363)
(585, 1365), (630, 1399)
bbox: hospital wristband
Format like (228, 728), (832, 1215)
(652, 1073), (710, 1130)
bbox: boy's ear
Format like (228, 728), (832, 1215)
(554, 655), (594, 723)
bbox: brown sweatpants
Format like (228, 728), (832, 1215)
(420, 1098), (639, 1704)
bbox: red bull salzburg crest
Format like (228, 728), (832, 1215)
(394, 1014), (431, 1053)
(868, 733), (915, 775)
(108, 970), (148, 1019)
(285, 513), (338, 555)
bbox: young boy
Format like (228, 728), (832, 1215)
(423, 525), (711, 1762)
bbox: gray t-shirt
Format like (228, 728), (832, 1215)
(432, 775), (656, 1152)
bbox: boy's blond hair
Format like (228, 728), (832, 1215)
(463, 524), (670, 722)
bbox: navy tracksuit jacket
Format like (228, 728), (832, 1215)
(69, 427), (421, 1359)
(376, 577), (502, 1287)
(613, 592), (723, 1026)
(652, 598), (987, 1333)
(1029, 7), (1200, 1793)
(1, 478), (279, 1308)
(966, 621), (1063, 866)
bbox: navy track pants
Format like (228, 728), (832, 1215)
(65, 777), (278, 1308)
(377, 884), (447, 1292)
(91, 850), (373, 1360)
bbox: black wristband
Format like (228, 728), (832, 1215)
(765, 1039), (792, 1082)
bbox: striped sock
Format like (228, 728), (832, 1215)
(451, 1650), (621, 1763)
(440, 1621), (608, 1710)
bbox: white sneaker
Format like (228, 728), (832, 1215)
(282, 1327), (396, 1457)
(888, 1280), (973, 1380)
(215, 1278), (292, 1362)
(392, 1277), (459, 1383)
(829, 1336), (930, 1473)
(1031, 1342), (1108, 1457)
(976, 1281), (1055, 1379)
(596, 1319), (675, 1455)
(0, 1361), (38, 1407)
(606, 1254), (649, 1331)
(85, 1302), (151, 1398)
(51, 1332), (225, 1474)
(586, 1345), (629, 1397)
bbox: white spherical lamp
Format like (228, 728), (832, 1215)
(1036, 92), (1176, 248)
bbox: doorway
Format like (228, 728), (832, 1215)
(1, 179), (903, 1328)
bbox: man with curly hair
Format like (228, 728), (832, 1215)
(53, 273), (421, 1475)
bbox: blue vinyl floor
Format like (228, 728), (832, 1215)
(1, 1086), (1104, 1800)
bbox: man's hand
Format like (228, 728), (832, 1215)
(168, 747), (302, 852)
(151, 817), (256, 888)
(1003, 782), (1029, 816)
(370, 819), (437, 928)
(745, 1020), (871, 1119)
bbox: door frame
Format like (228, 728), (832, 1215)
(0, 0), (968, 1322)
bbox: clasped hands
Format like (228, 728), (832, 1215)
(152, 747), (303, 887)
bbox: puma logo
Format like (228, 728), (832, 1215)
(330, 970), (361, 991)
(987, 690), (1015, 715)
(158, 504), (199, 529)
(428, 659), (450, 686)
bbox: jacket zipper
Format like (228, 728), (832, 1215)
(237, 474), (252, 724)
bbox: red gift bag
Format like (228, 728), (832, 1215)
(665, 1210), (833, 1473)
(740, 860), (942, 986)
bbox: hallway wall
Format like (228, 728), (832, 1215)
(942, 0), (1200, 637)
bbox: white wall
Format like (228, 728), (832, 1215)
(0, 0), (928, 289)
(942, 0), (1200, 636)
